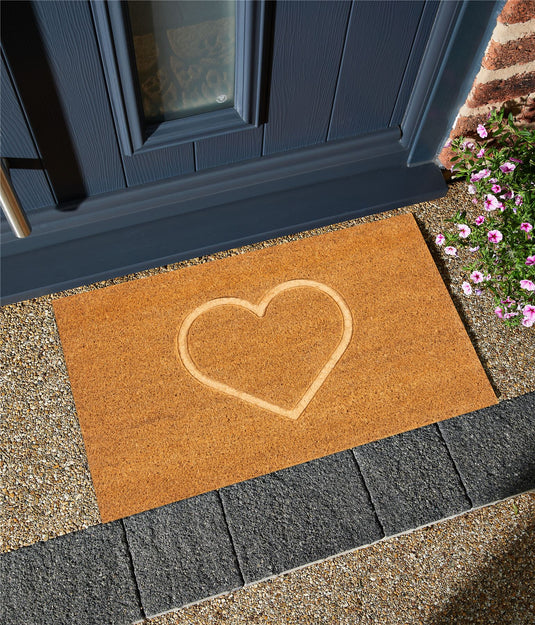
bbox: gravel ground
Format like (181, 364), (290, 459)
(147, 492), (535, 625)
(1, 181), (534, 620)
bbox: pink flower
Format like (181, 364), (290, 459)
(462, 140), (475, 151)
(470, 168), (491, 182)
(487, 230), (503, 243)
(510, 158), (523, 164)
(444, 246), (457, 256)
(526, 255), (535, 266)
(520, 280), (535, 291)
(522, 317), (534, 327)
(477, 124), (488, 138)
(469, 246), (480, 252)
(499, 162), (516, 173)
(500, 189), (513, 200)
(475, 215), (485, 225)
(462, 281), (472, 295)
(494, 307), (504, 319)
(483, 194), (500, 211)
(523, 304), (535, 321)
(491, 184), (501, 193)
(444, 139), (452, 148)
(435, 233), (445, 246)
(468, 184), (477, 194)
(504, 312), (518, 319)
(515, 195), (523, 206)
(457, 224), (471, 238)
(470, 270), (485, 283)
(520, 222), (533, 233)
(476, 148), (486, 158)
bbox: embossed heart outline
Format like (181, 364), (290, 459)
(176, 280), (353, 420)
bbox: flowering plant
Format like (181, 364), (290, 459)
(437, 108), (535, 327)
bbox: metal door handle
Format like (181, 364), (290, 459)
(1, 159), (31, 238)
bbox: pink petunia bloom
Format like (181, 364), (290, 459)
(475, 215), (485, 226)
(470, 270), (485, 283)
(476, 148), (486, 159)
(462, 281), (472, 295)
(515, 195), (523, 206)
(520, 222), (533, 233)
(491, 184), (501, 193)
(487, 230), (503, 243)
(494, 307), (504, 319)
(510, 158), (523, 164)
(498, 202), (505, 212)
(520, 280), (535, 291)
(457, 224), (471, 238)
(444, 246), (457, 256)
(522, 317), (534, 327)
(467, 184), (477, 194)
(523, 304), (535, 321)
(462, 140), (475, 151)
(435, 233), (445, 246)
(483, 194), (500, 211)
(499, 162), (516, 173)
(489, 178), (497, 183)
(504, 312), (519, 319)
(526, 255), (535, 266)
(470, 168), (491, 182)
(477, 124), (488, 138)
(500, 189), (514, 200)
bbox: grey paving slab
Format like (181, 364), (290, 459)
(0, 522), (142, 625)
(353, 424), (471, 536)
(220, 450), (383, 583)
(123, 491), (243, 618)
(439, 391), (535, 507)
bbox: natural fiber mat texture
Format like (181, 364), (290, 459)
(53, 214), (497, 522)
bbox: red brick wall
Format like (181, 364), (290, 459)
(439, 0), (535, 169)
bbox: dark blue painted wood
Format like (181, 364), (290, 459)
(328, 1), (425, 141)
(9, 169), (55, 213)
(25, 0), (125, 198)
(0, 55), (37, 159)
(122, 144), (195, 187)
(262, 1), (351, 155)
(404, 0), (503, 164)
(195, 127), (263, 171)
(0, 54), (55, 211)
(390, 0), (440, 127)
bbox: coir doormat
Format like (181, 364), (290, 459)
(53, 214), (497, 522)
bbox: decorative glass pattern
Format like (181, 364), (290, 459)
(127, 1), (236, 124)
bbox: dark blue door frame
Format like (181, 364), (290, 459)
(1, 1), (503, 305)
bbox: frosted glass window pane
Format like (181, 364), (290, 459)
(127, 1), (236, 123)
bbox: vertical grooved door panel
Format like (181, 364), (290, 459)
(328, 0), (425, 141)
(1, 56), (38, 159)
(262, 1), (351, 155)
(195, 127), (263, 171)
(28, 1), (126, 199)
(0, 55), (55, 211)
(122, 144), (195, 187)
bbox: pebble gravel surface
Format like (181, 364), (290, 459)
(1, 182), (534, 622)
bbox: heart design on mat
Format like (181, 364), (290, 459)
(176, 279), (353, 420)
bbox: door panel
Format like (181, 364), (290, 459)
(328, 0), (425, 140)
(195, 126), (263, 171)
(0, 55), (55, 211)
(262, 1), (351, 155)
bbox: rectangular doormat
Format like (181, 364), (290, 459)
(53, 213), (497, 522)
